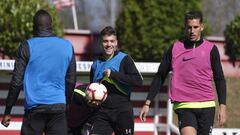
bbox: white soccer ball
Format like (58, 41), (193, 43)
(85, 83), (108, 104)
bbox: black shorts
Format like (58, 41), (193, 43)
(68, 122), (92, 135)
(21, 111), (67, 135)
(175, 107), (215, 135)
(91, 105), (134, 135)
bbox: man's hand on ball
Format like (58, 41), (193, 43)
(104, 69), (111, 77)
(87, 100), (101, 107)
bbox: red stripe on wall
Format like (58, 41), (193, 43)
(0, 99), (24, 106)
(132, 86), (168, 93)
(133, 101), (167, 108)
(0, 131), (20, 135)
(0, 83), (10, 90)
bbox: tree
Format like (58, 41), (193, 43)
(0, 0), (63, 58)
(224, 16), (240, 66)
(116, 0), (208, 62)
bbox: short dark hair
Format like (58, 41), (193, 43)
(33, 9), (52, 29)
(185, 11), (203, 24)
(100, 26), (117, 37)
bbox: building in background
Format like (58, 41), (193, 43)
(49, 0), (121, 61)
(0, 0), (240, 75)
(203, 0), (240, 36)
(49, 0), (240, 76)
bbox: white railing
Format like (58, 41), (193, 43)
(153, 98), (179, 135)
(0, 60), (160, 73)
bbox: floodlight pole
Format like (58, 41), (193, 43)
(71, 1), (78, 30)
(110, 0), (115, 27)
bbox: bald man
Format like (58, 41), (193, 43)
(1, 9), (76, 135)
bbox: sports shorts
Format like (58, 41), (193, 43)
(91, 105), (134, 135)
(175, 107), (215, 135)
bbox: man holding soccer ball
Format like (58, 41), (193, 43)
(89, 26), (143, 135)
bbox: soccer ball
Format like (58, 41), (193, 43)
(85, 83), (108, 104)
